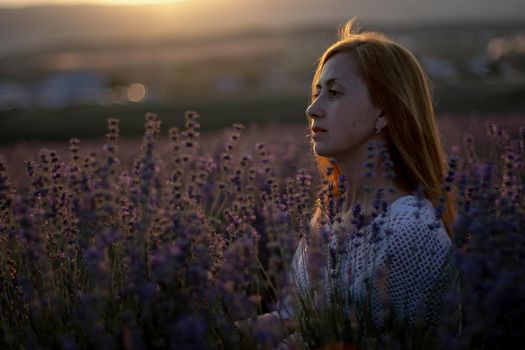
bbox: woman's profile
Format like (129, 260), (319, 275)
(249, 17), (461, 348)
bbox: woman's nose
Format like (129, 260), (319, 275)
(306, 100), (323, 119)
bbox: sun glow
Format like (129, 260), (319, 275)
(0, 0), (185, 8)
(105, 0), (184, 5)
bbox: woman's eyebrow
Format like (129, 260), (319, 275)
(315, 78), (338, 89)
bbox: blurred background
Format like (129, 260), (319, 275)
(0, 0), (524, 144)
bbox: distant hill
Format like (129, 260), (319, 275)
(0, 0), (524, 56)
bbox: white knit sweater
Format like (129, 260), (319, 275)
(274, 194), (460, 333)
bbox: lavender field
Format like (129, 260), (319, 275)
(0, 111), (524, 349)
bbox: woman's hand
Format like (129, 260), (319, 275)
(234, 313), (296, 337)
(233, 317), (254, 332)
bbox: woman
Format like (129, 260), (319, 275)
(256, 18), (461, 348)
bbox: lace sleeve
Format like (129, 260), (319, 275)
(383, 206), (459, 332)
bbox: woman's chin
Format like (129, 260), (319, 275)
(312, 143), (333, 157)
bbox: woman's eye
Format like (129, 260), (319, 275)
(312, 90), (338, 99)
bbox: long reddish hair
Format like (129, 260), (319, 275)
(310, 18), (456, 237)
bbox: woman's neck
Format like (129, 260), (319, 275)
(333, 140), (412, 218)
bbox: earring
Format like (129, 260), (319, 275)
(376, 111), (385, 135)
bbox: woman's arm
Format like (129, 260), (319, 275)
(384, 209), (458, 332)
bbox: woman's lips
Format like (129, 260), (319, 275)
(312, 127), (327, 133)
(311, 127), (327, 140)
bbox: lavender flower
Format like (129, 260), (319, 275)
(0, 112), (523, 350)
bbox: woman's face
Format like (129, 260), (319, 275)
(306, 52), (384, 159)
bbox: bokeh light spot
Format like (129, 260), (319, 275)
(127, 83), (147, 102)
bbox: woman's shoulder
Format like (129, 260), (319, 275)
(383, 194), (450, 246)
(386, 194), (437, 223)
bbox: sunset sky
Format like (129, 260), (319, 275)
(0, 0), (183, 7)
